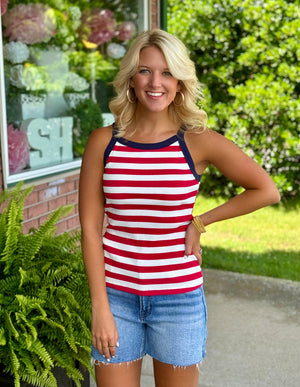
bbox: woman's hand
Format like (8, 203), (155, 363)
(185, 222), (203, 265)
(92, 306), (119, 361)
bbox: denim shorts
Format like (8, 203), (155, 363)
(91, 286), (207, 367)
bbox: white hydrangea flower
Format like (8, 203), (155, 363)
(3, 41), (30, 64)
(10, 65), (26, 88)
(107, 43), (126, 59)
(10, 64), (47, 91)
(65, 72), (89, 92)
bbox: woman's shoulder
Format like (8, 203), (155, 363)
(184, 127), (219, 145)
(88, 124), (114, 141)
(184, 127), (233, 161)
(87, 125), (113, 146)
(83, 125), (114, 157)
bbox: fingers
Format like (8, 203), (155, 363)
(184, 222), (203, 265)
(193, 247), (203, 265)
(100, 341), (119, 361)
(91, 311), (119, 361)
(184, 222), (198, 257)
(92, 332), (119, 361)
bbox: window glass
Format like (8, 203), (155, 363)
(1, 0), (147, 181)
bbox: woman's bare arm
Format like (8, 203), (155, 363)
(79, 126), (118, 360)
(184, 129), (280, 261)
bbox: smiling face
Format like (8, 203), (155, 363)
(130, 46), (181, 115)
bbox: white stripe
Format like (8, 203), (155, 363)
(105, 252), (191, 266)
(105, 197), (196, 206)
(105, 264), (200, 280)
(107, 162), (191, 170)
(104, 186), (198, 195)
(110, 152), (183, 159)
(103, 174), (195, 182)
(106, 220), (190, 229)
(106, 208), (192, 217)
(103, 237), (184, 254)
(105, 277), (203, 292)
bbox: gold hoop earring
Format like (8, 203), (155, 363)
(126, 88), (136, 104)
(173, 91), (184, 106)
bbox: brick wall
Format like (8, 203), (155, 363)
(0, 173), (80, 235)
(22, 174), (80, 234)
(0, 0), (161, 235)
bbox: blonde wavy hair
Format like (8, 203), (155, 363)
(109, 29), (207, 136)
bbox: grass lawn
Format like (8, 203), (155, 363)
(193, 195), (300, 282)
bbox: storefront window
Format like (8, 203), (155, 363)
(0, 0), (148, 184)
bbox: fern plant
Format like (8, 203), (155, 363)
(0, 182), (93, 387)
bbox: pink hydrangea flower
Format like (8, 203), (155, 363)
(1, 0), (9, 16)
(79, 8), (116, 45)
(2, 4), (56, 44)
(117, 21), (136, 42)
(7, 124), (30, 174)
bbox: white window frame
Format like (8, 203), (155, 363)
(0, 0), (150, 188)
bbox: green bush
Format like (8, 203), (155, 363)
(0, 183), (93, 387)
(168, 0), (300, 202)
(68, 98), (103, 157)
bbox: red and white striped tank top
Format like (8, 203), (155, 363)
(102, 126), (203, 295)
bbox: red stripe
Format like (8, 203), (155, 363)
(106, 283), (203, 296)
(104, 191), (198, 201)
(105, 257), (199, 273)
(104, 244), (184, 260)
(106, 224), (187, 235)
(107, 212), (192, 224)
(105, 232), (184, 248)
(107, 156), (187, 164)
(105, 270), (201, 285)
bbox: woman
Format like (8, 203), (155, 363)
(79, 29), (280, 387)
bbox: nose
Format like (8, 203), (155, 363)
(149, 72), (162, 88)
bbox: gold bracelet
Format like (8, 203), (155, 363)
(192, 216), (206, 233)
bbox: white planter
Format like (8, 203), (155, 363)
(19, 93), (46, 120)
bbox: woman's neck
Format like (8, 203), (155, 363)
(125, 110), (179, 142)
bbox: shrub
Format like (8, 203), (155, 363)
(0, 182), (93, 387)
(168, 0), (300, 202)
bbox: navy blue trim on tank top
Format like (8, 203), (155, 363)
(104, 124), (202, 182)
(177, 129), (202, 182)
(116, 135), (178, 150)
(104, 136), (117, 165)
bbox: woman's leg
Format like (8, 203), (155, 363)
(95, 358), (143, 387)
(153, 358), (199, 387)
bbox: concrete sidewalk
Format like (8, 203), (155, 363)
(141, 269), (300, 387)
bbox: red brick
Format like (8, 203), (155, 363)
(27, 202), (48, 220)
(25, 191), (38, 206)
(59, 181), (76, 195)
(48, 196), (67, 211)
(67, 192), (79, 205)
(67, 215), (80, 231)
